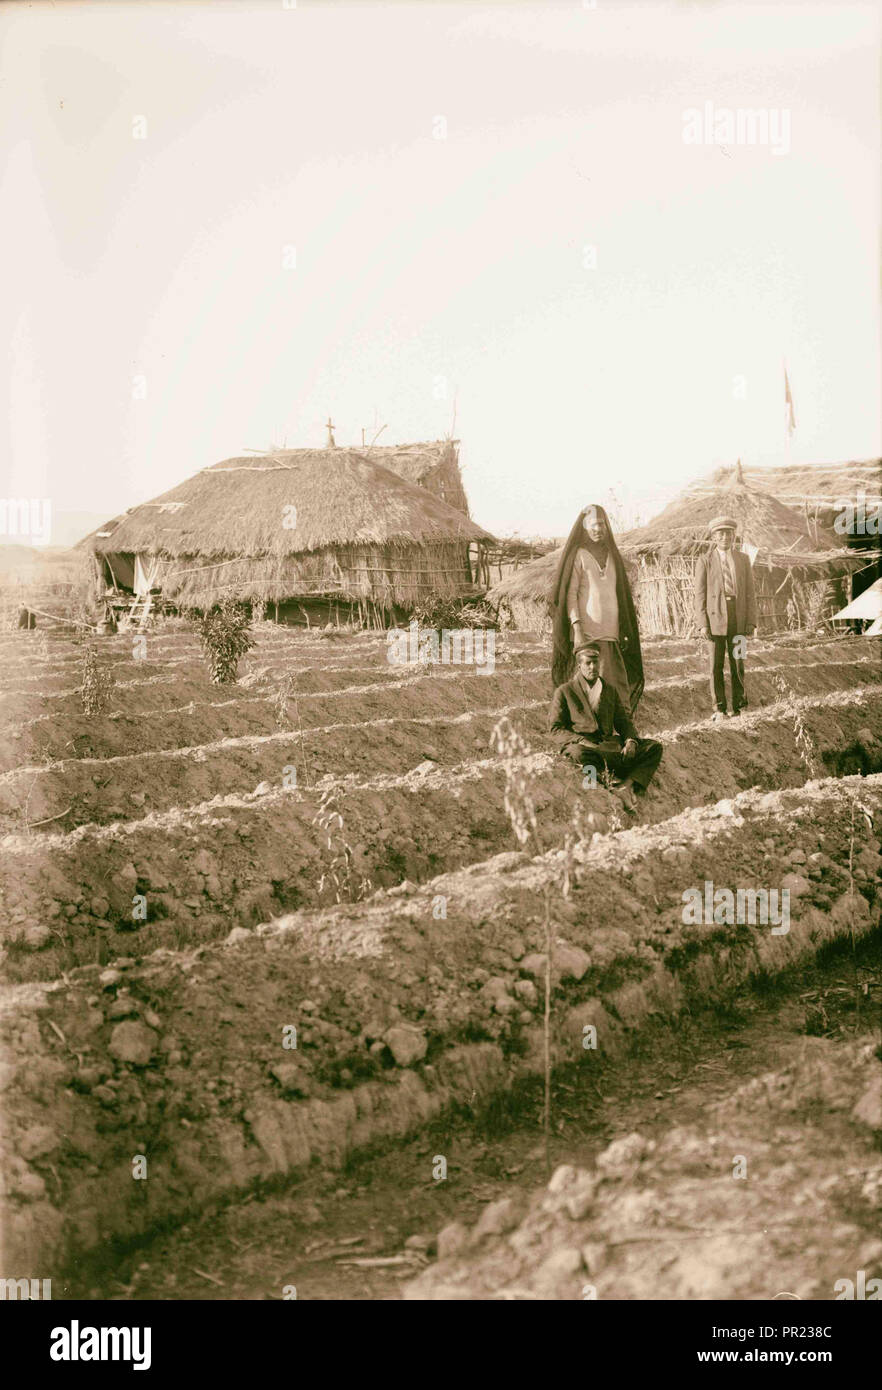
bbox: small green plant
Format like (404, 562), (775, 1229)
(81, 646), (115, 716)
(193, 597), (255, 684)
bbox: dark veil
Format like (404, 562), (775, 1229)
(548, 504), (645, 710)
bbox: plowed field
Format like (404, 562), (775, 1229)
(1, 624), (880, 1299)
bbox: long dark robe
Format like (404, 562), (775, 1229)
(549, 504), (645, 712)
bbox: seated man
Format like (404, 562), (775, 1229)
(549, 640), (662, 810)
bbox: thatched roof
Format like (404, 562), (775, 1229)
(361, 440), (456, 487)
(487, 546), (563, 607)
(623, 464), (849, 563)
(487, 469), (862, 611)
(361, 438), (470, 516)
(83, 449), (492, 558)
(710, 458), (881, 509)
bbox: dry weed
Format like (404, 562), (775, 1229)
(81, 647), (115, 717)
(774, 671), (876, 1021)
(270, 673), (312, 787)
(772, 673), (821, 779)
(490, 715), (595, 1174)
(311, 787), (372, 905)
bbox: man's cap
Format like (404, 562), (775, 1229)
(707, 514), (738, 535)
(574, 640), (601, 657)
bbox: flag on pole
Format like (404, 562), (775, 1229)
(784, 365), (796, 434)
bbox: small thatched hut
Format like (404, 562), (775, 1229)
(361, 439), (471, 516)
(83, 449), (494, 626)
(487, 467), (870, 636)
(710, 458), (882, 605)
(720, 459), (881, 532)
(623, 465), (868, 634)
(486, 547), (562, 635)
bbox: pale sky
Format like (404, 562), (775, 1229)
(2, 0), (880, 544)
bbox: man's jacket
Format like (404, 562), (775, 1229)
(693, 548), (757, 637)
(548, 675), (638, 753)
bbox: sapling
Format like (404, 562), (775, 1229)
(194, 597), (255, 684)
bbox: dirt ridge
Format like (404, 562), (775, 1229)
(2, 772), (879, 1275)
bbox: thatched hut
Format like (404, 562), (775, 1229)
(709, 457), (882, 606)
(487, 467), (870, 636)
(486, 547), (562, 635)
(83, 449), (494, 626)
(718, 459), (881, 532)
(361, 439), (471, 516)
(622, 466), (869, 634)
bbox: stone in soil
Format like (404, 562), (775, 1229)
(384, 1025), (428, 1067)
(269, 1061), (312, 1097)
(108, 1021), (158, 1066)
(405, 1036), (882, 1301)
(436, 1221), (470, 1261)
(23, 925), (51, 950)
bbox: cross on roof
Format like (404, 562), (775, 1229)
(325, 417), (336, 448)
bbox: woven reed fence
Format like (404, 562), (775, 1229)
(138, 539), (489, 610)
(632, 557), (850, 636)
(94, 540), (493, 629)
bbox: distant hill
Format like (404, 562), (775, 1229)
(0, 543), (42, 573)
(0, 543), (92, 627)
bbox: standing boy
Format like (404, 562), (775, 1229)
(693, 516), (757, 720)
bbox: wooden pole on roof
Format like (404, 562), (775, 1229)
(783, 358), (794, 469)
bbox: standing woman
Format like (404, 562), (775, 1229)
(549, 503), (645, 713)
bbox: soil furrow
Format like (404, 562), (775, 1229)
(2, 772), (878, 1278)
(1, 687), (879, 981)
(0, 668), (878, 841)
